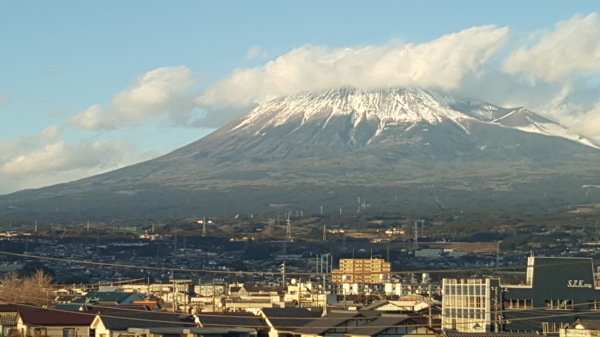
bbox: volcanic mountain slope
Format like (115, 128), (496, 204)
(2, 88), (600, 221)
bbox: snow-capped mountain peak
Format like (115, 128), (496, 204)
(226, 87), (598, 149)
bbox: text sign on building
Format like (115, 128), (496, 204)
(567, 279), (593, 288)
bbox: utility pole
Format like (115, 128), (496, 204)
(281, 262), (286, 288)
(285, 214), (292, 241)
(172, 271), (177, 312)
(428, 283), (432, 327)
(322, 254), (328, 315)
(493, 286), (500, 332)
(212, 279), (216, 312)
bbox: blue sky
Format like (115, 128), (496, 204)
(1, 1), (600, 194)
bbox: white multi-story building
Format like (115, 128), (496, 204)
(441, 277), (501, 332)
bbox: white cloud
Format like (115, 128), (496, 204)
(197, 25), (509, 107)
(0, 127), (158, 194)
(572, 102), (600, 142)
(246, 45), (269, 60)
(2, 142), (70, 174)
(504, 13), (600, 82)
(0, 94), (8, 105)
(69, 66), (200, 130)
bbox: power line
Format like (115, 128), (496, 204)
(2, 250), (592, 277)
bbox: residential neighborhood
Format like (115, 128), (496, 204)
(1, 251), (600, 337)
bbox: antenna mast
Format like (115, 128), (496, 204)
(285, 213), (293, 241)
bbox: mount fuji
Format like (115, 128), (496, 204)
(2, 88), (600, 221)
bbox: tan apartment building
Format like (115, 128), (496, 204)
(332, 258), (391, 284)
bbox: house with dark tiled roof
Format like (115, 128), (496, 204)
(560, 320), (600, 337)
(90, 311), (195, 337)
(0, 304), (40, 337)
(293, 311), (370, 337)
(259, 307), (322, 337)
(195, 311), (268, 336)
(444, 333), (541, 337)
(344, 315), (440, 337)
(16, 309), (96, 337)
(225, 283), (286, 311)
(360, 300), (431, 314)
(53, 304), (151, 312)
(126, 326), (257, 337)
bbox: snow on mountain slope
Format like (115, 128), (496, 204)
(226, 87), (598, 149)
(230, 88), (465, 133)
(493, 108), (599, 148)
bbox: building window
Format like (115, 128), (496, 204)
(542, 322), (566, 333)
(545, 299), (573, 310)
(33, 328), (47, 337)
(63, 329), (76, 337)
(503, 299), (533, 309)
(589, 300), (600, 310)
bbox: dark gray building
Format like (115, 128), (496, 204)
(502, 256), (600, 333)
(443, 256), (600, 334)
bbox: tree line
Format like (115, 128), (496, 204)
(0, 270), (53, 307)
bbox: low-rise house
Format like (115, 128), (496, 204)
(285, 282), (327, 308)
(0, 314), (17, 337)
(16, 310), (95, 337)
(225, 284), (286, 311)
(361, 300), (431, 314)
(90, 311), (195, 337)
(294, 311), (368, 337)
(444, 333), (541, 337)
(344, 316), (440, 337)
(71, 292), (144, 306)
(130, 301), (161, 311)
(126, 326), (257, 337)
(0, 303), (42, 336)
(259, 307), (322, 337)
(560, 320), (600, 337)
(196, 311), (268, 336)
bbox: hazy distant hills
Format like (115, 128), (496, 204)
(2, 88), (600, 223)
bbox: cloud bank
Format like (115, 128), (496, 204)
(504, 13), (600, 82)
(198, 25), (510, 107)
(69, 15), (600, 142)
(193, 14), (600, 142)
(69, 66), (199, 130)
(0, 127), (157, 194)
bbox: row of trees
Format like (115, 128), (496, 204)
(0, 270), (53, 306)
